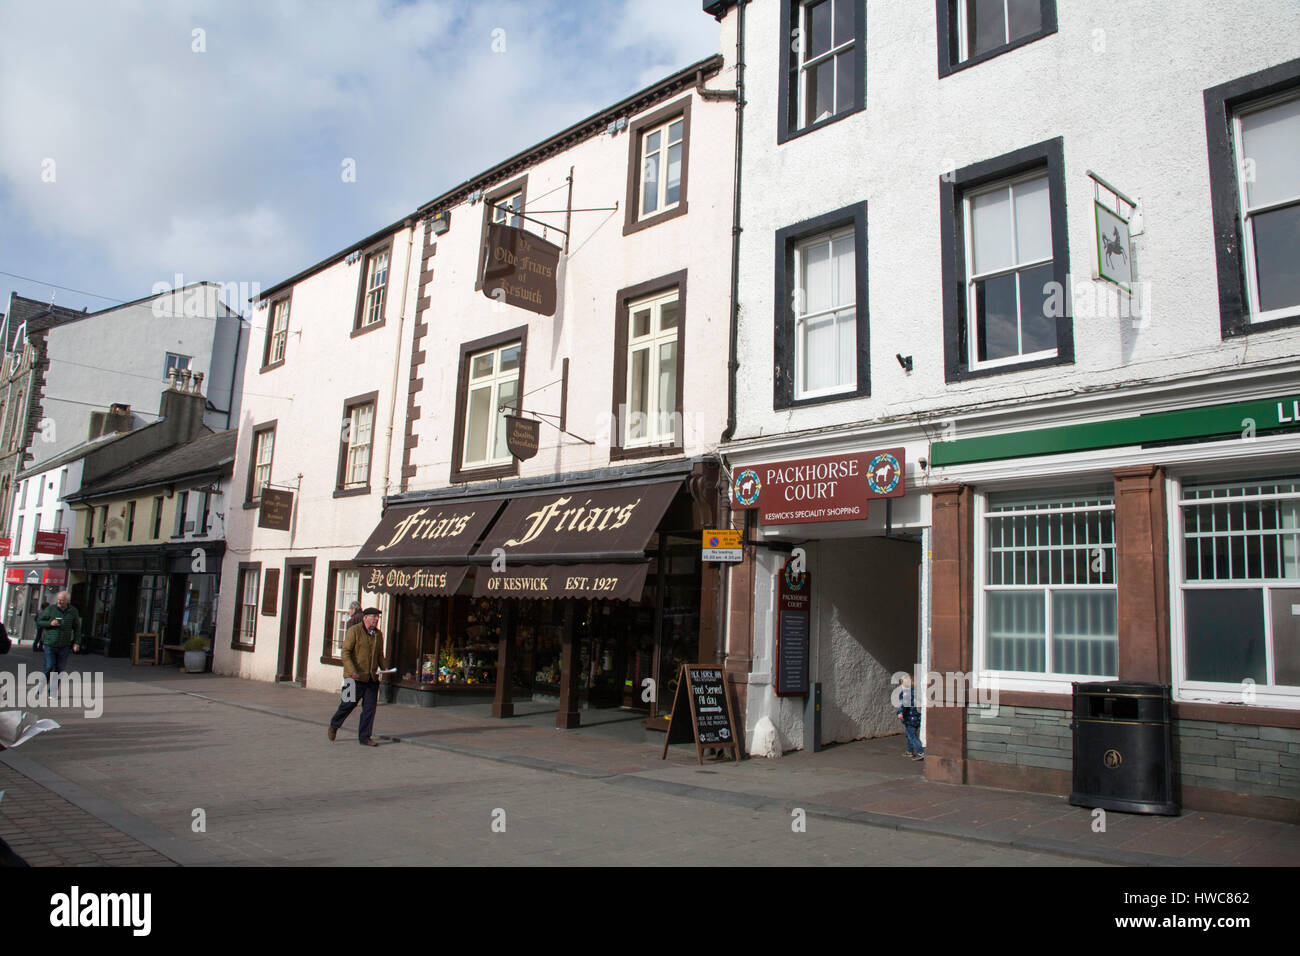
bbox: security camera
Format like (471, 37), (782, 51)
(896, 353), (913, 372)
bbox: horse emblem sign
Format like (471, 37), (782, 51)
(1095, 201), (1133, 291)
(733, 468), (761, 508)
(867, 452), (901, 496)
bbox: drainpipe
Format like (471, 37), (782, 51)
(382, 219), (417, 499)
(225, 312), (242, 431)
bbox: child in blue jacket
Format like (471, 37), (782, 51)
(896, 674), (925, 761)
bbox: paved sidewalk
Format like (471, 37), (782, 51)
(2, 649), (1298, 866)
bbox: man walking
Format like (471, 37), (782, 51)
(327, 606), (388, 746)
(36, 591), (81, 684)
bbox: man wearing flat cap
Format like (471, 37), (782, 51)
(328, 606), (389, 746)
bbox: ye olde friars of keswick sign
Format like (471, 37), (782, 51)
(482, 223), (561, 316)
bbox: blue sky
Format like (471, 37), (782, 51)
(0, 0), (720, 316)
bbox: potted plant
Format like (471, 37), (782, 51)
(182, 636), (209, 673)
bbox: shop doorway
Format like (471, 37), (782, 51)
(278, 559), (315, 683)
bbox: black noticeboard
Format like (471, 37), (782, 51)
(133, 632), (159, 666)
(661, 665), (741, 764)
(776, 557), (810, 696)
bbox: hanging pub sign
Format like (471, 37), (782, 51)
(505, 415), (540, 460)
(732, 448), (905, 525)
(776, 556), (811, 697)
(34, 531), (67, 555)
(258, 488), (294, 531)
(660, 664), (741, 764)
(481, 223), (561, 317)
(1095, 201), (1133, 291)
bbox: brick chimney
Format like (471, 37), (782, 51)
(88, 403), (135, 440)
(158, 367), (207, 443)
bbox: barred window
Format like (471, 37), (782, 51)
(982, 490), (1117, 677)
(1179, 477), (1300, 690)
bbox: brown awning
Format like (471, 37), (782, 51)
(362, 565), (469, 596)
(355, 499), (501, 563)
(473, 563), (649, 601)
(474, 480), (679, 558)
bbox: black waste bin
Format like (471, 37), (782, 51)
(1069, 681), (1178, 815)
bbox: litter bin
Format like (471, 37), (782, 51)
(1069, 680), (1178, 815)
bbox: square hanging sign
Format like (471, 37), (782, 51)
(1095, 201), (1133, 291)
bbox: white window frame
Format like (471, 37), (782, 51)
(973, 488), (1119, 692)
(343, 402), (374, 488)
(238, 569), (259, 646)
(164, 352), (192, 378)
(638, 116), (684, 220)
(623, 289), (680, 447)
(361, 250), (389, 327)
(1232, 90), (1300, 325)
(462, 342), (521, 470)
(963, 170), (1057, 371)
(268, 299), (289, 365)
(252, 428), (274, 501)
(795, 0), (856, 130)
(331, 569), (361, 659)
(1169, 474), (1300, 708)
(793, 226), (857, 400)
(955, 0), (1042, 63)
(491, 192), (522, 228)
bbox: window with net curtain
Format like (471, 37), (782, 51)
(624, 290), (679, 446)
(794, 227), (856, 399)
(463, 342), (521, 468)
(1234, 93), (1300, 322)
(983, 490), (1117, 677)
(1179, 476), (1300, 690)
(331, 569), (360, 658)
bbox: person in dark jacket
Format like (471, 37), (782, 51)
(327, 607), (389, 746)
(36, 592), (81, 684)
(346, 600), (363, 630)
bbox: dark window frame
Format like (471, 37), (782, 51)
(774, 201), (870, 410)
(244, 419), (278, 507)
(260, 292), (292, 372)
(936, 0), (1058, 78)
(449, 326), (529, 484)
(335, 390), (380, 498)
(778, 0), (867, 145)
(623, 96), (694, 236)
(351, 237), (396, 337)
(1205, 56), (1300, 339)
(172, 490), (188, 538)
(940, 136), (1072, 383)
(231, 561), (261, 651)
(474, 175), (529, 292)
(610, 270), (688, 461)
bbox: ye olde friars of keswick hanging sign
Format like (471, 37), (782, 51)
(731, 448), (906, 526)
(482, 223), (561, 317)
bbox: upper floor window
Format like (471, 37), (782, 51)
(475, 177), (528, 291)
(126, 501), (136, 541)
(354, 245), (391, 332)
(780, 0), (864, 142)
(774, 202), (869, 408)
(940, 137), (1071, 382)
(625, 97), (694, 235)
(337, 394), (377, 494)
(463, 342), (521, 470)
(247, 424), (276, 502)
(964, 172), (1055, 369)
(174, 491), (189, 537)
(151, 495), (163, 539)
(492, 192), (522, 228)
(165, 353), (192, 378)
(626, 290), (679, 447)
(641, 119), (683, 219)
(937, 0), (1058, 77)
(263, 297), (290, 368)
(19, 479), (28, 509)
(1233, 94), (1300, 323)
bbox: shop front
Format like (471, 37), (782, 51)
(355, 464), (720, 728)
(69, 545), (222, 658)
(3, 565), (70, 645)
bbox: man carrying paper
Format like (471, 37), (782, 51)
(327, 606), (390, 746)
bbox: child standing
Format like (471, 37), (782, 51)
(896, 674), (925, 761)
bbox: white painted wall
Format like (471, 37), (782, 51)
(215, 224), (420, 688)
(37, 284), (245, 465)
(728, 0), (1300, 441)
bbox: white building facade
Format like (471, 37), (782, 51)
(712, 0), (1300, 820)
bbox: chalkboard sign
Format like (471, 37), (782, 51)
(133, 632), (159, 666)
(661, 665), (741, 764)
(776, 557), (810, 696)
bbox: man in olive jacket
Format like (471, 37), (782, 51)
(36, 591), (81, 683)
(327, 607), (389, 746)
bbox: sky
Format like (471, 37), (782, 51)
(0, 0), (721, 318)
